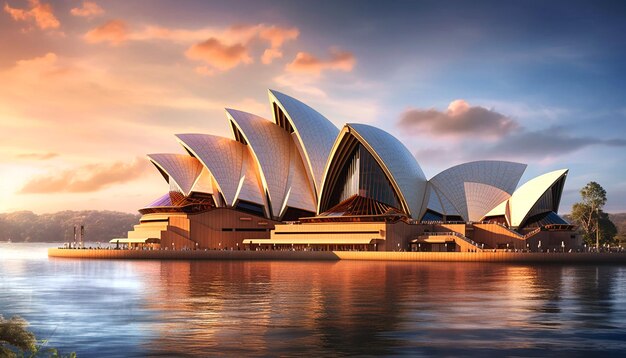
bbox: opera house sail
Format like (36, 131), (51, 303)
(116, 90), (579, 252)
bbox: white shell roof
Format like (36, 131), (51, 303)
(281, 133), (316, 214)
(175, 133), (264, 207)
(507, 169), (568, 228)
(236, 146), (266, 209)
(427, 184), (461, 217)
(190, 167), (214, 195)
(147, 153), (203, 196)
(427, 185), (444, 214)
(345, 123), (428, 218)
(464, 182), (510, 222)
(483, 198), (508, 218)
(227, 108), (291, 217)
(144, 90), (574, 228)
(269, 89), (339, 196)
(428, 160), (527, 221)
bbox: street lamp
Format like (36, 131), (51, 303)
(538, 240), (542, 252)
(561, 241), (565, 253)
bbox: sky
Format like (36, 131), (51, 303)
(1, 0), (626, 214)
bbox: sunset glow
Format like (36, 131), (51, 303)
(2, 0), (625, 214)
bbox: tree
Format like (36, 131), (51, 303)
(570, 182), (616, 247)
(598, 212), (618, 245)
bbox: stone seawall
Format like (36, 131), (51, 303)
(48, 249), (626, 264)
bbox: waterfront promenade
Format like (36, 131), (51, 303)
(48, 248), (626, 263)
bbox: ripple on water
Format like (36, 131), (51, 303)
(1, 243), (626, 356)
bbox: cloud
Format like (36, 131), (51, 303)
(127, 22), (292, 44)
(81, 21), (300, 73)
(403, 101), (626, 163)
(194, 65), (215, 76)
(185, 38), (252, 71)
(16, 152), (58, 160)
(606, 138), (626, 146)
(258, 25), (299, 48)
(129, 24), (238, 43)
(483, 127), (626, 158)
(84, 19), (128, 45)
(286, 48), (355, 75)
(19, 158), (150, 194)
(398, 99), (519, 139)
(182, 24), (298, 72)
(258, 25), (299, 64)
(13, 51), (59, 74)
(261, 47), (282, 65)
(0, 51), (233, 126)
(70, 1), (103, 18)
(273, 72), (328, 97)
(4, 0), (60, 30)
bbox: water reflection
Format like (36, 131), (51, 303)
(1, 243), (626, 356)
(137, 261), (626, 356)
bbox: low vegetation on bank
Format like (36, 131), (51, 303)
(0, 315), (75, 357)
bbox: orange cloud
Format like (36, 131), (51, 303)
(194, 65), (215, 76)
(4, 0), (60, 30)
(259, 25), (299, 48)
(82, 21), (299, 70)
(84, 19), (128, 45)
(286, 48), (355, 75)
(184, 24), (298, 72)
(14, 51), (58, 73)
(16, 152), (58, 160)
(185, 38), (252, 71)
(261, 48), (282, 65)
(129, 25), (226, 43)
(19, 158), (150, 194)
(258, 25), (299, 64)
(70, 1), (103, 18)
(0, 51), (233, 124)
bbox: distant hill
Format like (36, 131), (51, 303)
(0, 210), (140, 243)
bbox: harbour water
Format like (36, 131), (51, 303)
(2, 242), (626, 356)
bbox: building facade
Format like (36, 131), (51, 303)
(114, 90), (579, 252)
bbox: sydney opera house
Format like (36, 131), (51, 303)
(116, 90), (579, 252)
